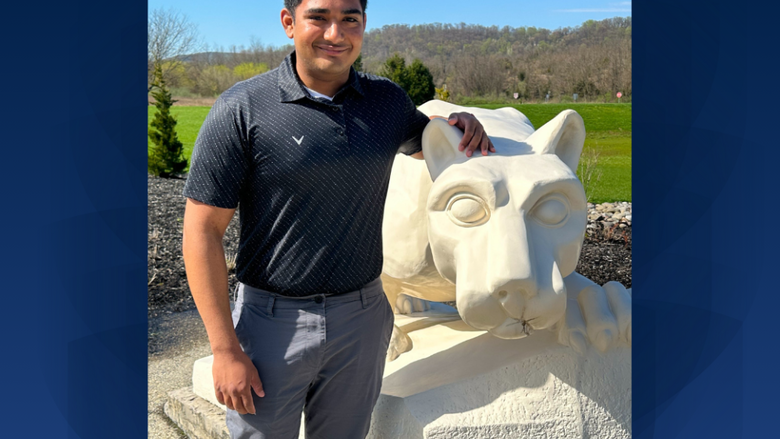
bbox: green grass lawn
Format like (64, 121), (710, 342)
(476, 103), (632, 133)
(474, 103), (631, 203)
(149, 103), (630, 203)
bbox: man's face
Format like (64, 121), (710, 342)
(281, 0), (366, 79)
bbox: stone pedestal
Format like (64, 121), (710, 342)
(366, 309), (631, 438)
(190, 308), (630, 439)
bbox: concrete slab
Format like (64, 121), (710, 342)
(164, 387), (229, 439)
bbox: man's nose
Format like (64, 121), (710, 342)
(324, 21), (344, 41)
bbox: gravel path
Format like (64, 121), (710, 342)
(148, 309), (212, 439)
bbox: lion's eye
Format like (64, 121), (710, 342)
(531, 196), (569, 226)
(447, 195), (489, 227)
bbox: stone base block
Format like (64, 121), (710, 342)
(190, 310), (630, 439)
(193, 356), (225, 410)
(367, 344), (631, 439)
(164, 387), (229, 439)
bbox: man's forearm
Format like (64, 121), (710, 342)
(183, 230), (242, 355)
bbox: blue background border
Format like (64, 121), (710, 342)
(1, 1), (148, 437)
(2, 0), (778, 436)
(634, 0), (778, 437)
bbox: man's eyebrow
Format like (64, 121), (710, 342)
(303, 7), (363, 16)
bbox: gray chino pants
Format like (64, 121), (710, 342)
(227, 278), (394, 439)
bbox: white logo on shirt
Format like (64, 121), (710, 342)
(293, 135), (304, 145)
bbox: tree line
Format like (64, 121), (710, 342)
(149, 11), (631, 104)
(360, 18), (631, 102)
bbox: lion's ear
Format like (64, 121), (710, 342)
(524, 110), (585, 172)
(422, 118), (469, 181)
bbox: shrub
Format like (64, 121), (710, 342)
(435, 86), (450, 102)
(233, 62), (269, 80)
(148, 64), (188, 177)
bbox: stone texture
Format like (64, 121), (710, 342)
(164, 387), (230, 439)
(367, 345), (631, 439)
(193, 356), (225, 410)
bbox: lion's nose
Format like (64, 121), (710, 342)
(494, 279), (537, 318)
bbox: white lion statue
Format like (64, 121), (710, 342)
(381, 100), (631, 361)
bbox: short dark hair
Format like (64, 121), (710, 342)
(284, 0), (368, 19)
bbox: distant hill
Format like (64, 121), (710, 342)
(165, 17), (630, 102)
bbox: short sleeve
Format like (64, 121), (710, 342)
(182, 97), (249, 208)
(397, 93), (430, 156)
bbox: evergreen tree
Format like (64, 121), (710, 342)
(378, 53), (406, 86)
(404, 59), (435, 105)
(148, 64), (187, 177)
(378, 54), (435, 106)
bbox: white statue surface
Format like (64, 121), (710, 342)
(382, 100), (631, 361)
(369, 101), (631, 438)
(188, 101), (632, 439)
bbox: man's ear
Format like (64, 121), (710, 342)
(281, 9), (295, 39)
(422, 118), (468, 181)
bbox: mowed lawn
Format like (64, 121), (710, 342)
(475, 103), (631, 203)
(149, 103), (630, 203)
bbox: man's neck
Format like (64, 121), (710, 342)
(295, 58), (350, 98)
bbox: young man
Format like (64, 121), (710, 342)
(182, 1), (494, 437)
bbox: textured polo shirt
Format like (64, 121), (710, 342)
(183, 51), (430, 296)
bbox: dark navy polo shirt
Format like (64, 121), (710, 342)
(183, 51), (430, 296)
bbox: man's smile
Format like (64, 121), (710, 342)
(315, 44), (349, 56)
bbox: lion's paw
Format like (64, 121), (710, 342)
(386, 324), (413, 362)
(395, 294), (432, 314)
(558, 281), (631, 354)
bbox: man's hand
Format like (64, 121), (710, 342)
(182, 198), (265, 415)
(448, 112), (496, 157)
(213, 348), (265, 415)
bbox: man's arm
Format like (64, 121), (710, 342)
(409, 113), (495, 160)
(182, 198), (264, 415)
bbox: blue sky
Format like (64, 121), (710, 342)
(147, 0), (631, 51)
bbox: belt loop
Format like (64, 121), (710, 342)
(360, 288), (368, 309)
(233, 283), (239, 303)
(267, 295), (276, 317)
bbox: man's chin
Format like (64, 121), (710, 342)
(310, 57), (352, 75)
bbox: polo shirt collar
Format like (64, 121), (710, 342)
(278, 51), (365, 103)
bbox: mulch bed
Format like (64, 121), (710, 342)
(148, 175), (632, 318)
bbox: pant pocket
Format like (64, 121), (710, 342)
(381, 293), (395, 348)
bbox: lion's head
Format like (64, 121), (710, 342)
(382, 101), (588, 339)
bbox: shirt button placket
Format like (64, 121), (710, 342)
(334, 106), (348, 150)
